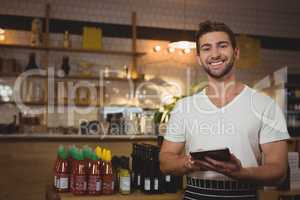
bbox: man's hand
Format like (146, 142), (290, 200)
(193, 153), (243, 177)
(183, 154), (210, 172)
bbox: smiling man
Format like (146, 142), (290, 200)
(159, 21), (290, 200)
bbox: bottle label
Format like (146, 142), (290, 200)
(88, 175), (101, 193)
(96, 181), (101, 192)
(102, 175), (114, 194)
(75, 175), (87, 192)
(137, 175), (141, 186)
(70, 174), (74, 191)
(154, 178), (159, 190)
(120, 176), (131, 192)
(144, 178), (151, 191)
(59, 177), (69, 189)
(165, 175), (171, 182)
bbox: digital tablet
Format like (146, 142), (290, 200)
(190, 148), (231, 162)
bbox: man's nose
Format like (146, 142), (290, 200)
(211, 48), (221, 58)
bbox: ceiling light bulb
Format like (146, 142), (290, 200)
(168, 47), (175, 53)
(153, 45), (161, 52)
(183, 48), (191, 54)
(0, 28), (5, 41)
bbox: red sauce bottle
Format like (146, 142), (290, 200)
(102, 150), (114, 195)
(68, 146), (78, 193)
(87, 152), (102, 195)
(73, 150), (87, 195)
(53, 146), (69, 192)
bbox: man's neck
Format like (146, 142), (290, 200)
(206, 74), (241, 100)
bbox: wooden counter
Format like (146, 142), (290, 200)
(258, 189), (300, 200)
(46, 188), (300, 200)
(0, 136), (156, 200)
(46, 187), (183, 200)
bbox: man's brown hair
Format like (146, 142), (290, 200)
(195, 21), (236, 55)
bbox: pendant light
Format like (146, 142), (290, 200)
(0, 28), (5, 41)
(168, 0), (196, 50)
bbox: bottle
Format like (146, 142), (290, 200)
(123, 65), (128, 79)
(82, 146), (93, 172)
(119, 157), (131, 194)
(68, 145), (78, 193)
(53, 145), (69, 192)
(30, 18), (43, 47)
(131, 143), (142, 190)
(87, 152), (102, 195)
(102, 150), (114, 194)
(73, 150), (87, 195)
(61, 56), (70, 76)
(143, 147), (151, 193)
(63, 30), (71, 48)
(153, 147), (164, 194)
(140, 144), (147, 190)
(95, 146), (102, 159)
(25, 52), (39, 71)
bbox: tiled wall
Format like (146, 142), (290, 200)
(1, 0), (300, 38)
(0, 0), (300, 126)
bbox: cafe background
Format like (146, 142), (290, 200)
(0, 0), (300, 200)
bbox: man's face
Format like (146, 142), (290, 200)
(197, 31), (239, 79)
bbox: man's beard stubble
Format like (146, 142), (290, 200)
(203, 57), (235, 79)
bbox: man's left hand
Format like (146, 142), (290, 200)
(201, 153), (243, 178)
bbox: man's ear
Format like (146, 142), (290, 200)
(196, 55), (203, 66)
(234, 48), (240, 59)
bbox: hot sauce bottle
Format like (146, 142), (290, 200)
(102, 150), (115, 195)
(87, 152), (102, 195)
(73, 150), (87, 195)
(68, 145), (78, 193)
(53, 145), (69, 192)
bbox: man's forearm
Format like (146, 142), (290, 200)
(231, 163), (287, 186)
(160, 152), (189, 175)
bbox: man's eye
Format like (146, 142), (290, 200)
(220, 44), (228, 48)
(201, 47), (210, 51)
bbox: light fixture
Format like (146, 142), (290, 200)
(183, 48), (191, 54)
(153, 45), (161, 52)
(168, 0), (196, 50)
(167, 47), (176, 53)
(0, 28), (5, 41)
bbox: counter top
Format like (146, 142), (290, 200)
(46, 187), (183, 200)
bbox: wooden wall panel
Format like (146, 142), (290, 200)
(0, 139), (156, 200)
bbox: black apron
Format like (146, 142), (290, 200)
(184, 177), (258, 200)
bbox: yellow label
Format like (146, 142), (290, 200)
(83, 27), (102, 50)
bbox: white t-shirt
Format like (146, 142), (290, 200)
(164, 85), (290, 180)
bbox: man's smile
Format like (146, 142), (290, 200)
(208, 59), (226, 68)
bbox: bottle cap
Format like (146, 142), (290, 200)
(106, 150), (112, 162)
(74, 150), (84, 161)
(95, 146), (102, 159)
(91, 152), (98, 161)
(82, 146), (92, 160)
(68, 145), (78, 159)
(57, 145), (68, 160)
(102, 148), (107, 162)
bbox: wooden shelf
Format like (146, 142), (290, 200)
(0, 134), (158, 141)
(0, 101), (103, 107)
(286, 84), (300, 89)
(287, 110), (300, 114)
(0, 74), (142, 82)
(0, 101), (46, 106)
(0, 43), (146, 56)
